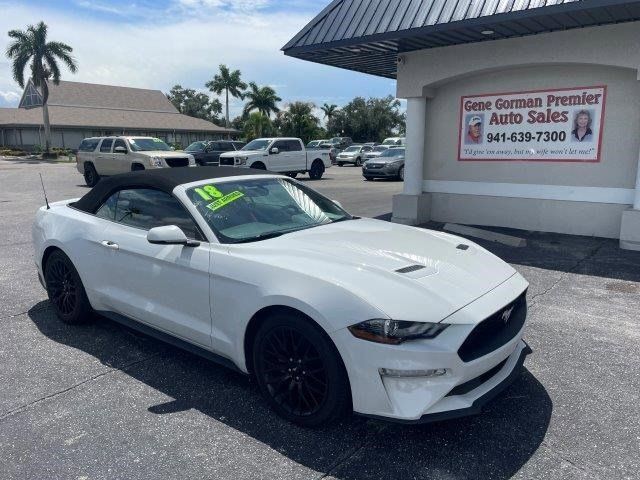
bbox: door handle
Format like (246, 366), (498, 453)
(101, 240), (119, 250)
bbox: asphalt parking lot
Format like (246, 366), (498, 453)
(0, 159), (638, 480)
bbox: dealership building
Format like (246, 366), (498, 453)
(0, 80), (237, 150)
(284, 0), (640, 250)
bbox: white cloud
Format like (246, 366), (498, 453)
(0, 90), (20, 106)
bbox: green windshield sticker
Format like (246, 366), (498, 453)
(152, 138), (163, 143)
(194, 185), (224, 201)
(206, 191), (244, 211)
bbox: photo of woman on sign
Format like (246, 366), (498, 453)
(571, 110), (594, 142)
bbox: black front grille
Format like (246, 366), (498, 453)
(219, 157), (234, 166)
(446, 359), (508, 397)
(165, 157), (189, 168)
(458, 291), (527, 362)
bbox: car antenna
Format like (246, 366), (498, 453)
(39, 173), (50, 210)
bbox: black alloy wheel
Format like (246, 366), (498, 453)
(44, 250), (91, 324)
(84, 163), (99, 187)
(253, 314), (350, 427)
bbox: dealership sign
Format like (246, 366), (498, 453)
(458, 86), (606, 162)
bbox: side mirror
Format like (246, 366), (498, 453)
(147, 225), (200, 247)
(114, 146), (127, 154)
(270, 147), (279, 155)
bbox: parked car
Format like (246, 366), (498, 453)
(185, 140), (243, 166)
(306, 139), (329, 148)
(363, 142), (380, 147)
(76, 136), (195, 187)
(219, 137), (331, 179)
(362, 147), (405, 180)
(33, 166), (530, 426)
(381, 137), (406, 146)
(336, 144), (373, 167)
(364, 145), (389, 160)
(314, 142), (339, 164)
(328, 137), (353, 150)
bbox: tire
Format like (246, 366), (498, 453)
(398, 166), (404, 181)
(355, 157), (362, 167)
(253, 312), (351, 427)
(338, 162), (344, 167)
(44, 250), (92, 325)
(287, 172), (298, 179)
(83, 163), (99, 187)
(252, 162), (266, 170)
(308, 160), (325, 180)
(131, 163), (145, 171)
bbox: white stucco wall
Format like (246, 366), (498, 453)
(395, 22), (640, 238)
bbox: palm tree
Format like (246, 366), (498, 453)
(6, 21), (77, 153)
(243, 111), (272, 139)
(243, 82), (281, 118)
(321, 103), (338, 122)
(206, 64), (246, 129)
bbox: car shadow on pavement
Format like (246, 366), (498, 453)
(29, 302), (552, 480)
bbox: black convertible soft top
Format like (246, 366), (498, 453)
(74, 166), (272, 213)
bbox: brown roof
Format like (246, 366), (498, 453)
(45, 80), (179, 113)
(1, 80), (237, 133)
(0, 105), (234, 133)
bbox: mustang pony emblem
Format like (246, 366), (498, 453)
(501, 305), (515, 325)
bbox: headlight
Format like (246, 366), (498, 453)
(149, 156), (163, 167)
(236, 156), (248, 165)
(348, 319), (449, 345)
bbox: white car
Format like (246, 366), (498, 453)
(381, 137), (406, 146)
(219, 137), (331, 180)
(33, 167), (531, 426)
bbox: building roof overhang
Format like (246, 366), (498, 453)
(283, 0), (640, 79)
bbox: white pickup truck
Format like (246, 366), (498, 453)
(218, 137), (331, 180)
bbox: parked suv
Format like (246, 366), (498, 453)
(185, 140), (245, 166)
(335, 144), (373, 166)
(76, 136), (196, 187)
(328, 137), (353, 150)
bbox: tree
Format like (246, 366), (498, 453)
(205, 64), (246, 129)
(243, 111), (272, 139)
(327, 95), (404, 142)
(274, 102), (321, 144)
(243, 82), (281, 118)
(167, 85), (222, 123)
(320, 103), (338, 123)
(6, 21), (77, 152)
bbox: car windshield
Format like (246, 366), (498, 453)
(129, 138), (172, 151)
(343, 146), (360, 152)
(185, 141), (208, 152)
(379, 148), (405, 158)
(186, 177), (353, 243)
(242, 139), (271, 151)
(306, 141), (319, 147)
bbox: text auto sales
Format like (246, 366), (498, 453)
(464, 91), (604, 125)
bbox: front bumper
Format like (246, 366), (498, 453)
(330, 273), (530, 422)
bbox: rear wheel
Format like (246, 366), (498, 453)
(253, 313), (350, 427)
(309, 160), (325, 180)
(83, 163), (99, 187)
(44, 250), (92, 324)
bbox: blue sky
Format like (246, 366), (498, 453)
(0, 0), (399, 120)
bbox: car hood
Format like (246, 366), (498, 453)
(338, 151), (359, 156)
(220, 150), (264, 157)
(234, 218), (516, 325)
(366, 157), (403, 164)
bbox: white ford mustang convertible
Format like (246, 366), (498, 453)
(33, 167), (531, 426)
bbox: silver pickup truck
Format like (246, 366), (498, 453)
(218, 137), (331, 180)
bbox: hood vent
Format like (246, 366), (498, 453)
(395, 264), (426, 274)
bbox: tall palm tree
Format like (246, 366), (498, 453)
(243, 82), (281, 118)
(243, 111), (272, 139)
(6, 21), (77, 152)
(206, 64), (246, 128)
(321, 103), (338, 122)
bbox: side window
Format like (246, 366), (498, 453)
(100, 139), (113, 153)
(287, 140), (302, 152)
(114, 189), (203, 240)
(272, 140), (288, 152)
(96, 192), (118, 220)
(79, 139), (100, 152)
(113, 139), (127, 153)
(219, 142), (235, 152)
(206, 142), (219, 151)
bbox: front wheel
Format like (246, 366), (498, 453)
(398, 166), (404, 181)
(308, 160), (325, 180)
(355, 157), (362, 167)
(251, 162), (266, 170)
(253, 313), (351, 427)
(44, 250), (92, 324)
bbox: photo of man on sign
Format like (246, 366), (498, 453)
(465, 115), (483, 144)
